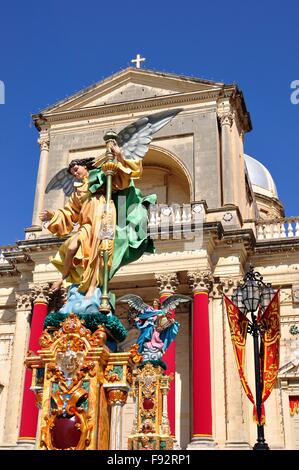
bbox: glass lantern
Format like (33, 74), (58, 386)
(232, 286), (247, 314)
(260, 284), (275, 311)
(241, 279), (261, 313)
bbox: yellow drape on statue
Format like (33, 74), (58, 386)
(47, 159), (142, 293)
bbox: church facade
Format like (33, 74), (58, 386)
(0, 67), (299, 449)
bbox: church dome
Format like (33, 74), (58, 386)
(244, 154), (278, 199)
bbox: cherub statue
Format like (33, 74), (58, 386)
(117, 294), (191, 362)
(40, 109), (182, 300)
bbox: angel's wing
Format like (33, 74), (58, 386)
(161, 294), (191, 313)
(45, 168), (79, 197)
(117, 294), (149, 313)
(117, 108), (183, 160)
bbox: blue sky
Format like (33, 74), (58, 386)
(0, 0), (298, 245)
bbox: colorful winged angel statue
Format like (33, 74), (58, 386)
(40, 109), (182, 308)
(117, 294), (191, 361)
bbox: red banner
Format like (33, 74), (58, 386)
(259, 291), (280, 406)
(224, 296), (255, 406)
(224, 291), (280, 425)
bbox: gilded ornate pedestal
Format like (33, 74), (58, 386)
(128, 363), (174, 450)
(25, 313), (141, 450)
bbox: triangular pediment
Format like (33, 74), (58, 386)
(40, 67), (225, 114)
(279, 359), (299, 377)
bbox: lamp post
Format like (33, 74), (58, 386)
(231, 266), (275, 450)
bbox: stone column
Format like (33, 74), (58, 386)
(187, 271), (216, 449)
(160, 377), (171, 435)
(155, 273), (179, 438)
(220, 278), (251, 449)
(18, 284), (49, 444)
(218, 110), (235, 206)
(106, 387), (129, 450)
(32, 131), (50, 226)
(3, 293), (32, 446)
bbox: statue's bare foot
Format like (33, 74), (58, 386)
(50, 279), (63, 292)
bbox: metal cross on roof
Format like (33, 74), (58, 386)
(131, 54), (146, 69)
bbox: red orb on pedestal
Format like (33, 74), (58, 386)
(51, 414), (81, 449)
(143, 398), (154, 410)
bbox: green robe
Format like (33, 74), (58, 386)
(88, 167), (156, 279)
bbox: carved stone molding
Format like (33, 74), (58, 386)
(37, 135), (50, 152)
(213, 277), (241, 297)
(155, 273), (179, 295)
(292, 285), (299, 305)
(187, 270), (213, 293)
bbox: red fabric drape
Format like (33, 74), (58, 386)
(224, 295), (255, 408)
(259, 291), (280, 405)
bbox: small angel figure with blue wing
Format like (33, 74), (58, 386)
(40, 109), (182, 299)
(118, 293), (191, 362)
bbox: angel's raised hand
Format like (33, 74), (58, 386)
(109, 142), (125, 163)
(39, 210), (54, 222)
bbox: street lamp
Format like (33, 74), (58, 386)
(232, 266), (275, 450)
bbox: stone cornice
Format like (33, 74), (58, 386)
(217, 87), (252, 134)
(0, 246), (31, 277)
(2, 249), (32, 265)
(2, 223), (299, 280)
(0, 264), (19, 277)
(255, 238), (299, 254)
(221, 228), (256, 250)
(16, 236), (68, 252)
(17, 224), (223, 251)
(230, 89), (252, 133)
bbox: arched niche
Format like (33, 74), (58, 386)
(134, 145), (192, 205)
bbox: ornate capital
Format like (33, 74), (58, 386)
(30, 283), (50, 305)
(107, 388), (128, 406)
(218, 112), (234, 128)
(16, 293), (32, 311)
(187, 270), (213, 293)
(38, 134), (50, 152)
(155, 273), (179, 295)
(214, 277), (241, 297)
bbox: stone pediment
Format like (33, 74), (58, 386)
(279, 360), (299, 378)
(40, 67), (225, 115)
